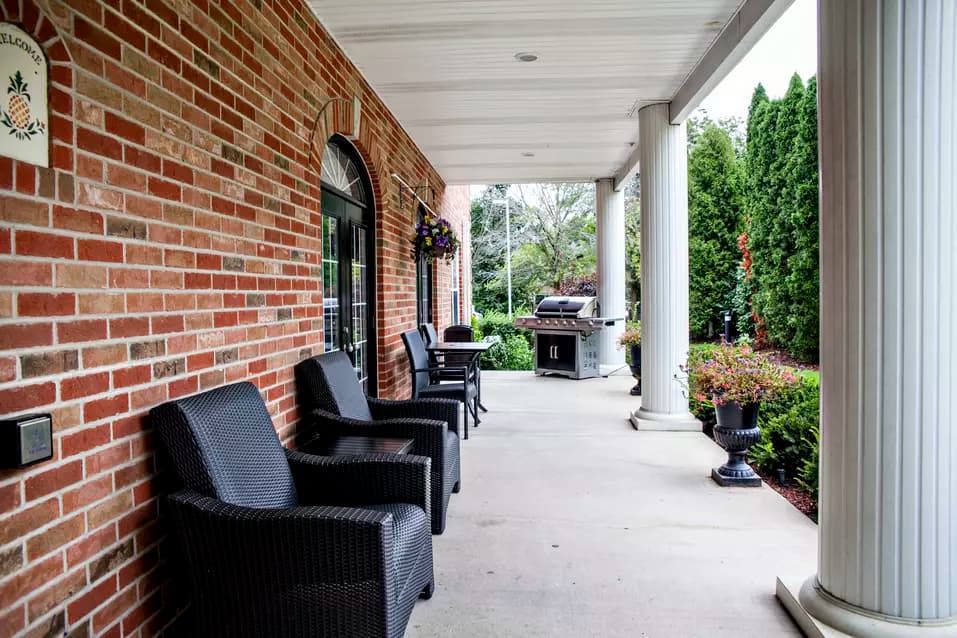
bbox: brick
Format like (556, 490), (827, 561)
(81, 344), (127, 368)
(126, 293), (164, 313)
(62, 474), (113, 514)
(58, 319), (108, 343)
(19, 293), (75, 316)
(83, 394), (129, 422)
(0, 194), (49, 226)
(25, 460), (83, 501)
(109, 267), (149, 288)
(66, 574), (117, 624)
(0, 498), (59, 545)
(27, 567), (87, 622)
(56, 264), (108, 288)
(0, 382), (56, 413)
(167, 374), (198, 399)
(112, 364), (150, 388)
(15, 230), (75, 258)
(53, 206), (103, 234)
(0, 261), (52, 285)
(89, 539), (134, 583)
(92, 583), (136, 636)
(0, 323), (53, 349)
(21, 350), (79, 378)
(0, 554), (63, 612)
(151, 358), (184, 379)
(0, 545), (23, 579)
(61, 372), (111, 401)
(125, 244), (162, 265)
(0, 482), (20, 515)
(78, 239), (124, 263)
(26, 514), (85, 560)
(129, 340), (164, 360)
(108, 317), (149, 339)
(105, 216), (147, 239)
(0, 356), (16, 382)
(61, 422), (111, 456)
(79, 293), (125, 314)
(87, 490), (132, 530)
(84, 442), (131, 477)
(0, 605), (26, 637)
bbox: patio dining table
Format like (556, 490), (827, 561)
(426, 341), (491, 413)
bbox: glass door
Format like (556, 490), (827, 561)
(320, 138), (375, 392)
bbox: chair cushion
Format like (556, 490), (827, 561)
(363, 503), (431, 597)
(444, 430), (460, 491)
(419, 382), (476, 400)
(150, 382), (298, 509)
(295, 352), (373, 422)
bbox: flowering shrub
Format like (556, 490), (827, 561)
(617, 322), (641, 348)
(410, 214), (458, 263)
(684, 344), (797, 406)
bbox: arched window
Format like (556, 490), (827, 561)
(321, 141), (367, 204)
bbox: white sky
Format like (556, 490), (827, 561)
(696, 0), (818, 121)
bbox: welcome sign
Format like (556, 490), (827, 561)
(0, 22), (48, 167)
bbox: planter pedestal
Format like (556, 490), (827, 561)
(628, 344), (641, 395)
(711, 402), (762, 487)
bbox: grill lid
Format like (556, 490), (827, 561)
(534, 296), (598, 318)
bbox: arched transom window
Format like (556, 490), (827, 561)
(321, 140), (367, 204)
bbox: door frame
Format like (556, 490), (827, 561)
(319, 135), (378, 396)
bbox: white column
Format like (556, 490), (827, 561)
(596, 178), (625, 368)
(781, 2), (957, 636)
(630, 104), (699, 431)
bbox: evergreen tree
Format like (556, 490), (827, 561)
(744, 74), (820, 361)
(687, 122), (744, 336)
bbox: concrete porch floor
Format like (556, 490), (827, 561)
(407, 370), (817, 637)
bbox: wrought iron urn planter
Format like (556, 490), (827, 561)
(711, 401), (762, 487)
(628, 344), (641, 396)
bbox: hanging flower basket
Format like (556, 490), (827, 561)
(410, 214), (459, 263)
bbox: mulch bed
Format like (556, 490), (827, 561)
(756, 469), (818, 523)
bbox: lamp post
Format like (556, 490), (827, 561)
(492, 198), (513, 317)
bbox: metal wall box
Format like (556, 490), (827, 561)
(1, 413), (53, 469)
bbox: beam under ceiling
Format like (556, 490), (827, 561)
(613, 0), (797, 190)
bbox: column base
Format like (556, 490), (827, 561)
(630, 407), (701, 431)
(776, 576), (957, 638)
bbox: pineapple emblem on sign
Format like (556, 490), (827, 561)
(2, 70), (44, 140)
(0, 22), (49, 166)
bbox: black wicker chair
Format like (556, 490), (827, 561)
(401, 329), (479, 440)
(150, 381), (435, 638)
(295, 351), (461, 534)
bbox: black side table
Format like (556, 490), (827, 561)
(300, 434), (414, 456)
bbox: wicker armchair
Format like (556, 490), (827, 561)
(150, 381), (435, 638)
(295, 351), (461, 534)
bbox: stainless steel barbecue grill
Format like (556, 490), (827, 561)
(513, 296), (619, 379)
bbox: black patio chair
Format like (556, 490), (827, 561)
(401, 329), (479, 440)
(443, 324), (487, 413)
(295, 351), (461, 534)
(150, 381), (435, 638)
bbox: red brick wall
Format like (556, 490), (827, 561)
(0, 1), (470, 636)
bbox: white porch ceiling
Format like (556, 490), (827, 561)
(306, 1), (747, 184)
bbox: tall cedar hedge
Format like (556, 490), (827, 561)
(688, 123), (744, 336)
(744, 75), (820, 362)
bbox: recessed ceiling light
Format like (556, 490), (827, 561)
(521, 151), (536, 158)
(705, 20), (722, 27)
(515, 52), (538, 63)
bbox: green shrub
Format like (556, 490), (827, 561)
(474, 310), (532, 346)
(748, 376), (820, 496)
(480, 335), (533, 371)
